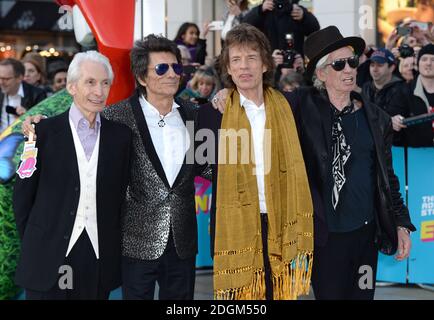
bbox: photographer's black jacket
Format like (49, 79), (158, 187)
(244, 3), (320, 55)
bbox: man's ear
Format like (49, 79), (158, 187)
(66, 82), (76, 96)
(316, 67), (327, 82)
(137, 76), (146, 87)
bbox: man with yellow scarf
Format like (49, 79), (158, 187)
(197, 23), (313, 300)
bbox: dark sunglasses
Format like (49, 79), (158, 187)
(154, 63), (183, 76)
(325, 55), (359, 71)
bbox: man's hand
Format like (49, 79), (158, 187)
(395, 228), (411, 261)
(211, 88), (229, 114)
(262, 0), (274, 12)
(228, 1), (242, 16)
(22, 114), (44, 139)
(291, 4), (304, 21)
(391, 115), (407, 132)
(200, 22), (211, 40)
(272, 49), (283, 67)
(391, 47), (400, 59)
(15, 106), (27, 116)
(385, 29), (400, 51)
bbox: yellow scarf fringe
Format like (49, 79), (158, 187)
(214, 252), (313, 300)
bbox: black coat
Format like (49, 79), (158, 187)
(243, 4), (320, 55)
(288, 87), (415, 254)
(0, 81), (47, 112)
(13, 110), (132, 292)
(361, 76), (403, 115)
(388, 76), (434, 147)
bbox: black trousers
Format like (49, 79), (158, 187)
(26, 230), (109, 300)
(121, 233), (196, 300)
(311, 222), (378, 300)
(260, 213), (274, 300)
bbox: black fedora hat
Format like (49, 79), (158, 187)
(304, 25), (366, 79)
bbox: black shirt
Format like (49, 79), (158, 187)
(326, 108), (376, 232)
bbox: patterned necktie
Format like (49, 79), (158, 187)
(331, 103), (354, 210)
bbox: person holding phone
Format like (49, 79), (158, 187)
(0, 58), (46, 133)
(221, 0), (250, 42)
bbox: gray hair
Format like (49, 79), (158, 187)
(313, 53), (329, 90)
(67, 50), (114, 84)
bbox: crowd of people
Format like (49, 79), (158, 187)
(4, 0), (434, 302)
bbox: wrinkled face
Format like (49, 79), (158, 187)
(400, 56), (415, 82)
(0, 65), (22, 95)
(138, 51), (181, 99)
(197, 79), (214, 97)
(67, 61), (111, 114)
(24, 62), (41, 85)
(317, 46), (358, 94)
(370, 61), (394, 83)
(182, 26), (199, 46)
(53, 71), (67, 92)
(227, 45), (266, 94)
(418, 54), (434, 79)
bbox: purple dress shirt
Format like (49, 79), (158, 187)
(69, 103), (101, 161)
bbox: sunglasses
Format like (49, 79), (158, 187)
(325, 55), (359, 71)
(154, 63), (183, 76)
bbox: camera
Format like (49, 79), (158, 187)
(281, 34), (297, 68)
(398, 44), (414, 58)
(5, 105), (18, 116)
(273, 0), (299, 13)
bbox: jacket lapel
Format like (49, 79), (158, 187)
(171, 100), (191, 189)
(316, 92), (332, 153)
(51, 111), (80, 182)
(130, 92), (171, 189)
(96, 117), (109, 194)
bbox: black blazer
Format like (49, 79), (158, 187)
(13, 110), (132, 292)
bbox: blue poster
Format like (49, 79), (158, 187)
(407, 148), (434, 284)
(195, 176), (213, 268)
(376, 147), (408, 283)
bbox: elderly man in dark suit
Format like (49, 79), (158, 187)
(13, 51), (132, 300)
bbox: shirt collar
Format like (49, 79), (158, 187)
(239, 92), (265, 110)
(17, 83), (24, 98)
(69, 103), (101, 132)
(139, 95), (180, 116)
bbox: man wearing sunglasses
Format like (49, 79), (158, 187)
(22, 35), (203, 300)
(102, 35), (201, 300)
(288, 26), (415, 299)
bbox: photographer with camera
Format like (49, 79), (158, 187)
(0, 58), (47, 134)
(272, 44), (305, 88)
(243, 0), (320, 55)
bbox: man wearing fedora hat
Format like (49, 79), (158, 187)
(287, 25), (415, 299)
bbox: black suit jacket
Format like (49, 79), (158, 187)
(13, 110), (132, 292)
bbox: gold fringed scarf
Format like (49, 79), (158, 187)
(214, 87), (314, 300)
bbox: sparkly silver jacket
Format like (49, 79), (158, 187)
(103, 91), (200, 260)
